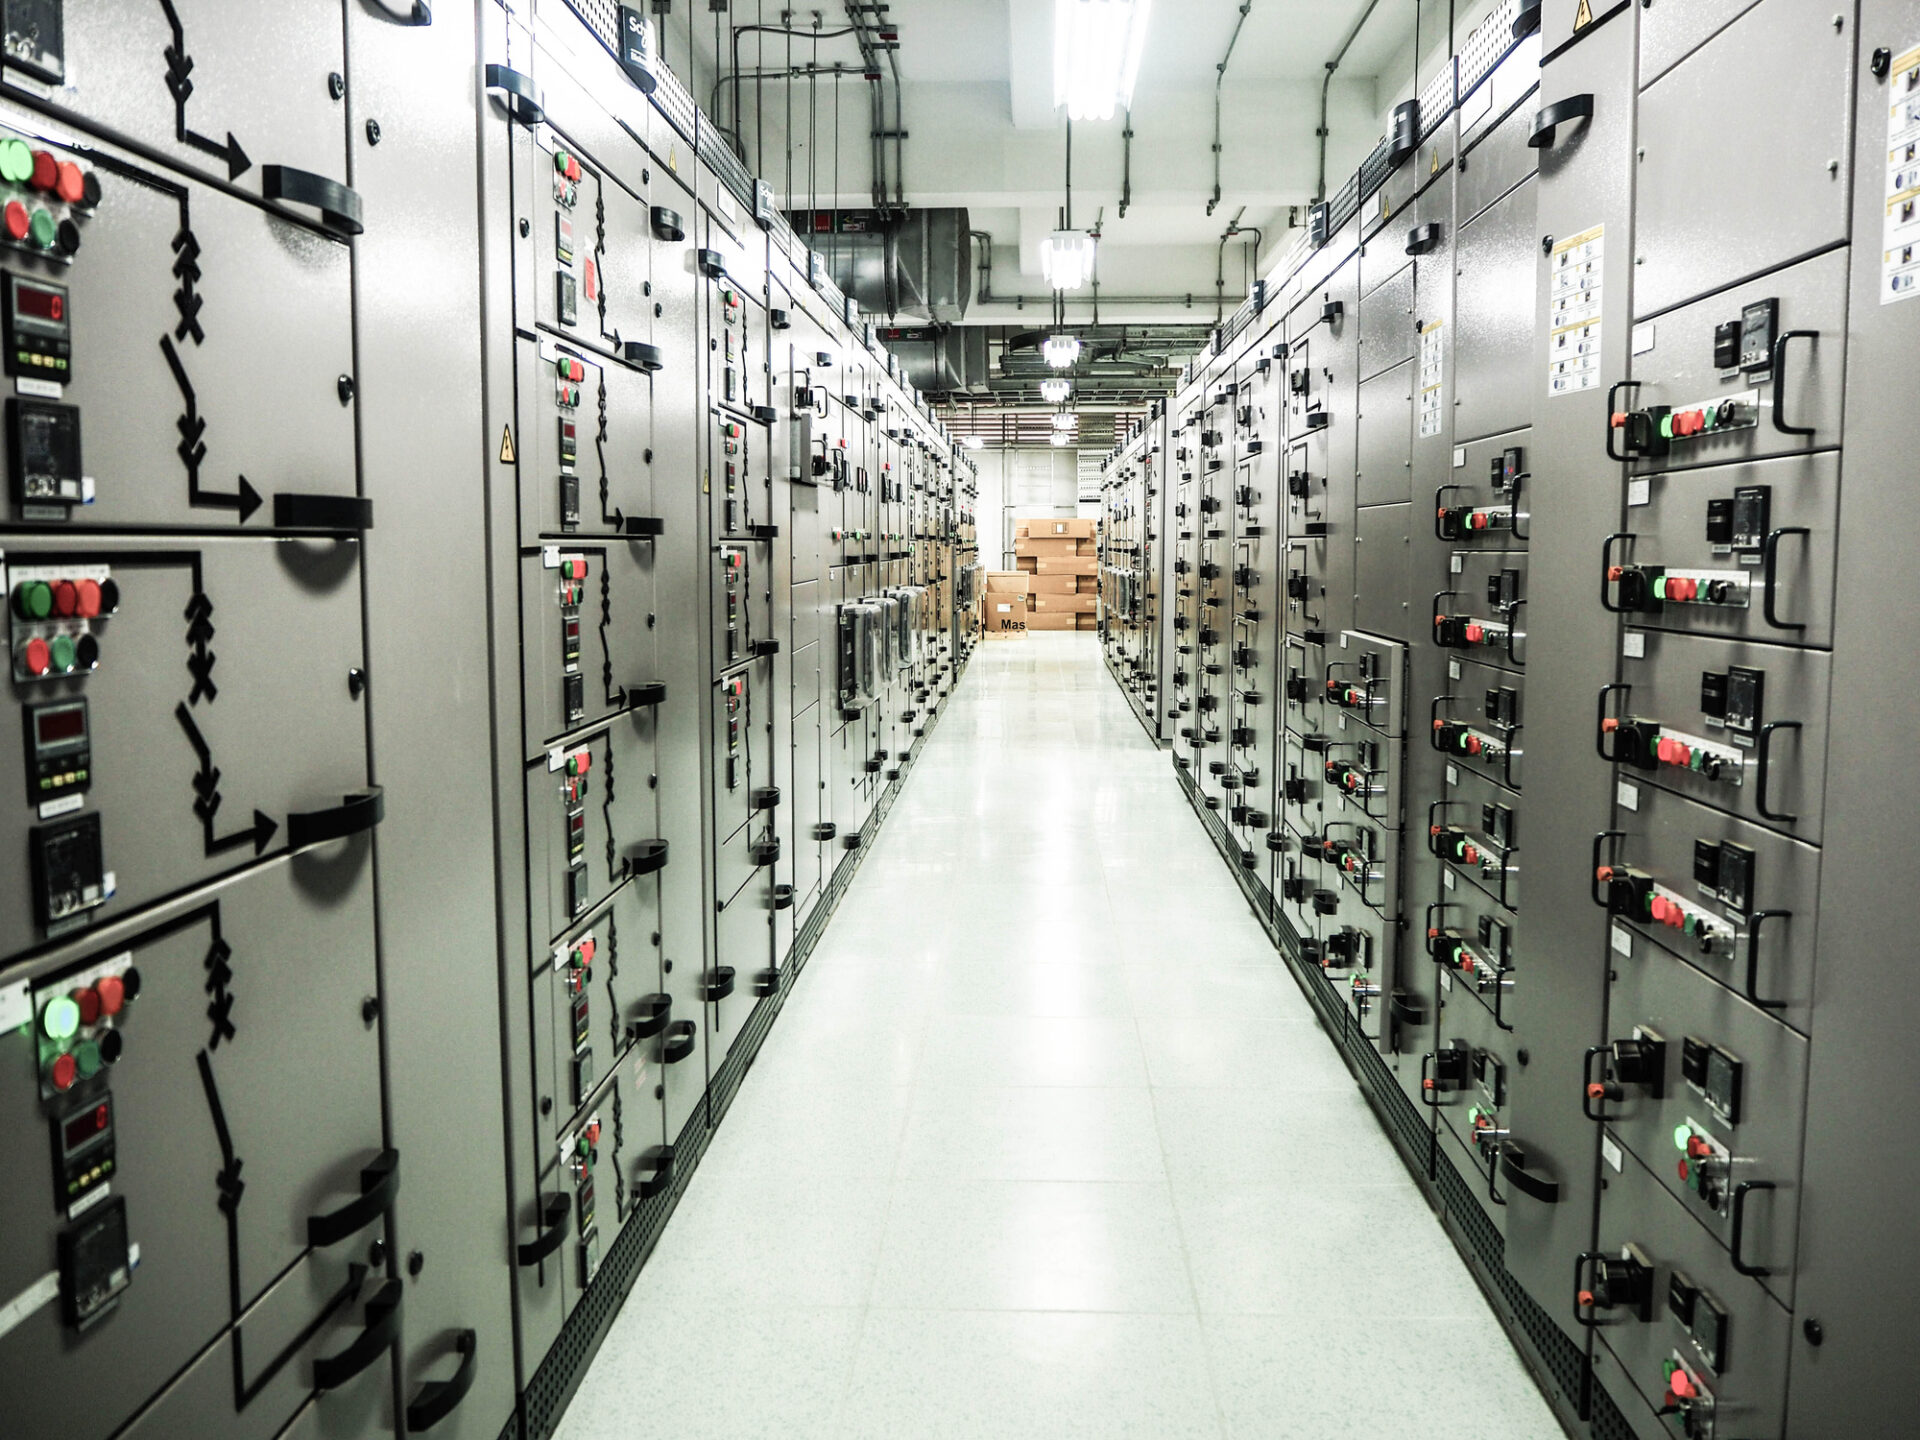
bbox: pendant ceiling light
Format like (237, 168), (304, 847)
(1043, 334), (1082, 369)
(1054, 0), (1154, 122)
(1051, 412), (1079, 432)
(1050, 431), (1074, 447)
(1040, 378), (1072, 403)
(1041, 228), (1096, 291)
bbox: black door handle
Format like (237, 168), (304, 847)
(314, 1278), (402, 1391)
(1745, 909), (1793, 1012)
(1499, 1144), (1561, 1203)
(700, 966), (736, 1001)
(367, 0), (433, 24)
(515, 1192), (570, 1266)
(1771, 331), (1818, 437)
(627, 993), (672, 1040)
(484, 64), (544, 126)
(307, 1149), (399, 1247)
(622, 680), (668, 709)
(651, 206), (685, 242)
(626, 838), (669, 877)
(662, 1020), (696, 1064)
(274, 492), (374, 530)
(624, 340), (665, 372)
(637, 1144), (675, 1200)
(288, 787), (385, 849)
(1730, 1180), (1776, 1276)
(1761, 528), (1809, 631)
(1405, 222), (1442, 256)
(1529, 94), (1594, 149)
(405, 1329), (477, 1432)
(262, 165), (365, 236)
(1754, 720), (1802, 822)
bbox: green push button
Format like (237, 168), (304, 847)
(27, 208), (54, 249)
(48, 633), (75, 673)
(554, 150), (570, 174)
(42, 994), (80, 1040)
(18, 580), (52, 619)
(0, 138), (30, 184)
(73, 1039), (102, 1080)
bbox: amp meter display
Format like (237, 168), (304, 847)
(4, 272), (70, 379)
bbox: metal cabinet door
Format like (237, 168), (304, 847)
(2, 118), (357, 531)
(1453, 178), (1539, 444)
(49, 1), (349, 189)
(1359, 263), (1416, 381)
(1634, 0), (1855, 313)
(0, 536), (367, 961)
(0, 855), (383, 1440)
(520, 543), (657, 756)
(516, 336), (661, 540)
(1356, 364), (1413, 508)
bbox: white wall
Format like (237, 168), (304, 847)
(969, 446), (1082, 568)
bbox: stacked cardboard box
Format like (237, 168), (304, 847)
(1012, 517), (1099, 631)
(981, 570), (1029, 637)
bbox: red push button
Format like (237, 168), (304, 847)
(29, 149), (56, 191)
(73, 986), (101, 1025)
(75, 579), (102, 618)
(575, 751), (591, 773)
(22, 636), (50, 676)
(55, 161), (83, 204)
(50, 579), (77, 616)
(1668, 1371), (1696, 1400)
(96, 974), (126, 1016)
(3, 200), (25, 240)
(49, 1051), (77, 1091)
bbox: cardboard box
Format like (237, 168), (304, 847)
(1021, 517), (1096, 540)
(1015, 537), (1078, 558)
(1027, 575), (1078, 594)
(983, 571), (1029, 595)
(1014, 522), (1030, 539)
(1075, 575), (1101, 593)
(1027, 611), (1076, 630)
(1016, 556), (1038, 572)
(983, 596), (1028, 635)
(1076, 613), (1099, 630)
(1075, 538), (1097, 556)
(1033, 592), (1098, 613)
(1034, 556), (1099, 576)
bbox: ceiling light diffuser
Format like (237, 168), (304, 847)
(1054, 0), (1154, 122)
(1051, 412), (1078, 432)
(1040, 378), (1071, 402)
(1043, 334), (1082, 369)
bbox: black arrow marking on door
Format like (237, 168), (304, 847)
(158, 0), (253, 180)
(176, 702), (279, 855)
(160, 335), (262, 521)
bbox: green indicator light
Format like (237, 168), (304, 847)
(1672, 1124), (1692, 1152)
(554, 150), (570, 173)
(22, 580), (52, 618)
(48, 634), (75, 673)
(0, 139), (30, 183)
(27, 208), (54, 249)
(42, 994), (80, 1041)
(73, 1040), (102, 1079)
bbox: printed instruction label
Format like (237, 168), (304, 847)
(1882, 45), (1920, 303)
(1601, 1136), (1624, 1172)
(1418, 321), (1446, 438)
(1548, 225), (1604, 395)
(1611, 925), (1634, 958)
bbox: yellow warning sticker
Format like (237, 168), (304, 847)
(1431, 147), (1440, 176)
(499, 425), (516, 463)
(1574, 0), (1593, 30)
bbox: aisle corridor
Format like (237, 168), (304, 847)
(557, 633), (1559, 1439)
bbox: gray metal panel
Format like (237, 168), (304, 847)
(1353, 501), (1412, 637)
(1358, 263), (1417, 380)
(1456, 46), (1541, 224)
(1356, 365), (1413, 508)
(1633, 0), (1853, 314)
(0, 536), (366, 961)
(1785, 6), (1920, 1425)
(1638, 0), (1765, 86)
(1453, 179), (1539, 443)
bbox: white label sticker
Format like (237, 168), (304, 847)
(1611, 924), (1634, 958)
(1453, 446), (1467, 468)
(15, 377), (62, 399)
(1547, 225), (1604, 396)
(1627, 478), (1651, 507)
(1460, 78), (1494, 129)
(1601, 1136), (1624, 1172)
(1617, 782), (1639, 811)
(542, 545), (561, 569)
(1442, 866), (1456, 890)
(0, 1271), (59, 1344)
(1449, 658), (1462, 681)
(0, 978), (29, 1033)
(1623, 632), (1645, 658)
(1631, 321), (1657, 355)
(1880, 44), (1920, 303)
(1439, 966), (1453, 992)
(1418, 322), (1446, 438)
(1446, 764), (1459, 786)
(37, 794), (84, 820)
(69, 1183), (110, 1220)
(1451, 553), (1464, 573)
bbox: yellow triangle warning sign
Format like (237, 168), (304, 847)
(1431, 147), (1440, 176)
(1574, 0), (1593, 29)
(1382, 195), (1392, 219)
(499, 425), (516, 464)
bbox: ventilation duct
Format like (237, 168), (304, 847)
(789, 208), (974, 323)
(878, 324), (990, 394)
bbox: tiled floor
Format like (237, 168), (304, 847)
(556, 632), (1561, 1440)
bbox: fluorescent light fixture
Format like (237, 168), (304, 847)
(1043, 334), (1082, 369)
(1050, 432), (1074, 447)
(1040, 378), (1071, 402)
(1051, 412), (1078, 432)
(1041, 228), (1096, 291)
(1054, 0), (1153, 122)
(962, 435), (985, 450)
